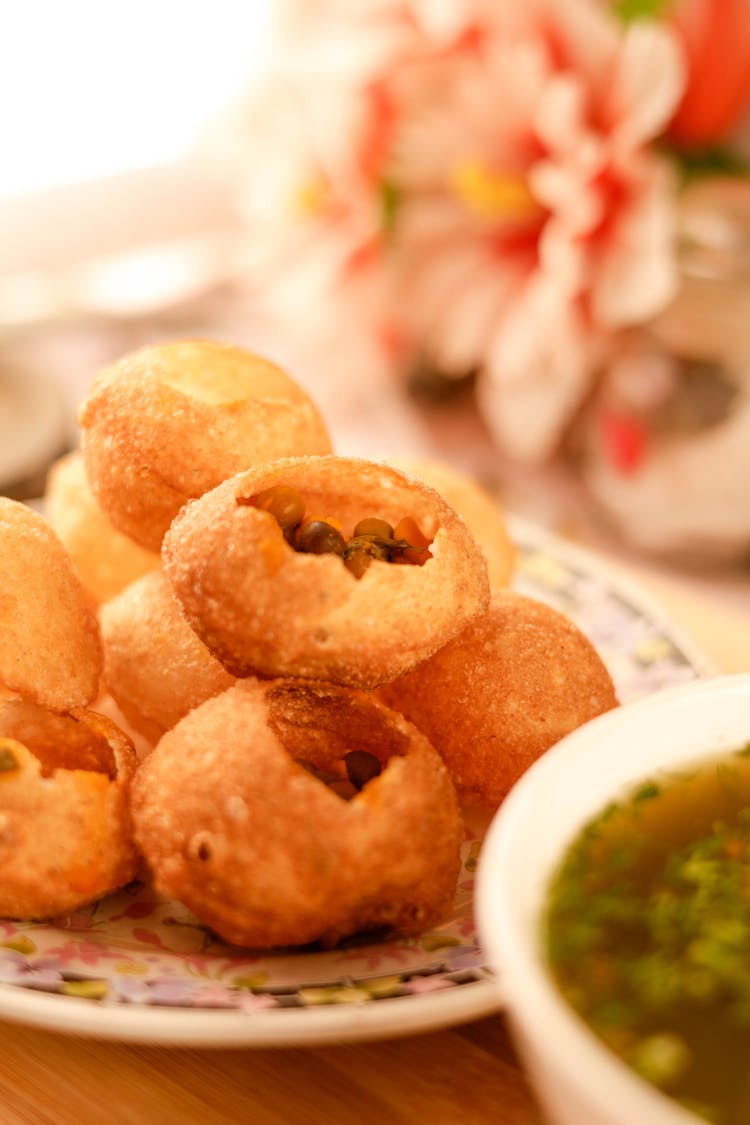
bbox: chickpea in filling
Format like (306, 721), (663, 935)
(246, 485), (433, 578)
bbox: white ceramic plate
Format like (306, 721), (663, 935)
(0, 517), (711, 1046)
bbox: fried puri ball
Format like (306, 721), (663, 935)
(99, 570), (235, 745)
(162, 455), (491, 689)
(78, 339), (333, 551)
(378, 590), (618, 808)
(0, 499), (102, 712)
(45, 451), (160, 604)
(131, 679), (462, 948)
(0, 699), (138, 918)
(390, 456), (515, 587)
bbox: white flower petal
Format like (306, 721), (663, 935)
(608, 22), (686, 148)
(534, 75), (588, 155)
(592, 164), (679, 326)
(478, 300), (601, 461)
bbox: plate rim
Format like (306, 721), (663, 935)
(0, 972), (501, 1046)
(507, 514), (717, 680)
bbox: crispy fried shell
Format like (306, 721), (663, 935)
(379, 591), (619, 808)
(0, 499), (102, 711)
(131, 679), (462, 948)
(46, 451), (160, 604)
(78, 340), (333, 551)
(99, 570), (235, 744)
(0, 700), (138, 918)
(162, 456), (491, 688)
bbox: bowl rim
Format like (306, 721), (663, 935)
(476, 672), (750, 1125)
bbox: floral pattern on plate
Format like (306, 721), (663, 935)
(0, 519), (708, 1024)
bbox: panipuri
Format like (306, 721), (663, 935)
(78, 340), (333, 551)
(99, 570), (235, 744)
(132, 679), (462, 948)
(379, 591), (618, 808)
(46, 451), (160, 603)
(390, 457), (515, 588)
(0, 699), (138, 918)
(0, 499), (102, 712)
(162, 455), (490, 688)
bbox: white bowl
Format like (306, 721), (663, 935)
(476, 673), (750, 1125)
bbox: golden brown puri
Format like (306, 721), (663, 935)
(99, 570), (235, 745)
(78, 339), (333, 552)
(162, 455), (490, 689)
(45, 451), (160, 604)
(0, 499), (102, 712)
(378, 590), (619, 809)
(131, 679), (463, 949)
(0, 700), (138, 918)
(389, 457), (515, 588)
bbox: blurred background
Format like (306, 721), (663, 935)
(0, 1), (275, 489)
(2, 0), (749, 593)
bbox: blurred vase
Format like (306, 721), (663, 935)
(576, 176), (750, 566)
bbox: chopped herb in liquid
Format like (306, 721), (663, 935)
(546, 742), (750, 1124)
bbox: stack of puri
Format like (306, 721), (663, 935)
(0, 499), (137, 920)
(35, 338), (617, 950)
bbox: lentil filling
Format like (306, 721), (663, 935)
(244, 484), (433, 578)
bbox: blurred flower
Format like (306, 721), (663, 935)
(219, 0), (689, 461)
(392, 1), (684, 459)
(666, 0), (750, 150)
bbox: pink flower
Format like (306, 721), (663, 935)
(666, 0), (750, 148)
(222, 1), (685, 461)
(391, 0), (685, 460)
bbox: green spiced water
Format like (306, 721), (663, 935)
(546, 743), (750, 1124)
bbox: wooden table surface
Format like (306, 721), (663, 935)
(1, 554), (748, 1125)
